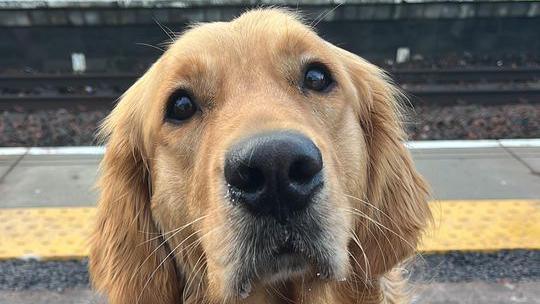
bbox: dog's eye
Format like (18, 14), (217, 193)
(165, 91), (197, 122)
(303, 64), (333, 92)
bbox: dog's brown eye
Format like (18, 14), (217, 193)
(165, 91), (197, 122)
(303, 64), (333, 92)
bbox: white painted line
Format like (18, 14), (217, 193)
(0, 147), (28, 156)
(406, 140), (501, 149)
(27, 146), (105, 155)
(498, 139), (540, 148)
(408, 138), (540, 149)
(1, 139), (540, 156)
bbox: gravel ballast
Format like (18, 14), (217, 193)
(0, 251), (537, 291)
(0, 109), (106, 147)
(1, 104), (539, 147)
(407, 104), (540, 141)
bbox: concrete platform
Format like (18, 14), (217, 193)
(414, 146), (540, 200)
(3, 0), (539, 27)
(1, 200), (538, 259)
(0, 140), (539, 304)
(0, 154), (100, 208)
(1, 139), (539, 208)
(1, 282), (539, 304)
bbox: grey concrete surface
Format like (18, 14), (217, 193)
(0, 155), (20, 179)
(0, 154), (100, 208)
(505, 146), (540, 174)
(414, 282), (540, 304)
(411, 147), (540, 200)
(0, 289), (104, 304)
(0, 146), (539, 208)
(1, 282), (539, 304)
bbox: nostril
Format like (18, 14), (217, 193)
(226, 164), (265, 193)
(288, 156), (323, 184)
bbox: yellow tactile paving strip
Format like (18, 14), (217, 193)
(419, 200), (539, 252)
(0, 200), (538, 260)
(0, 207), (94, 260)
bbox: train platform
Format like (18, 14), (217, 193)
(1, 139), (539, 208)
(1, 137), (539, 255)
(0, 139), (539, 303)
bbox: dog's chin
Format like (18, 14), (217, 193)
(232, 254), (310, 300)
(260, 252), (311, 285)
(229, 244), (348, 300)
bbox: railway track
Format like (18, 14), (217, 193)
(1, 67), (540, 109)
(390, 67), (540, 84)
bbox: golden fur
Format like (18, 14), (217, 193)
(89, 8), (431, 304)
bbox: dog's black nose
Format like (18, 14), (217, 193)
(224, 131), (323, 221)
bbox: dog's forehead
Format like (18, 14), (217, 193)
(166, 9), (316, 63)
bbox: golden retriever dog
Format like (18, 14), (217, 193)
(90, 8), (431, 304)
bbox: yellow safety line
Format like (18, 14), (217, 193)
(419, 200), (539, 252)
(0, 207), (94, 260)
(0, 200), (538, 260)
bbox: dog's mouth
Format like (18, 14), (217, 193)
(275, 240), (297, 255)
(262, 243), (311, 284)
(226, 216), (348, 300)
(233, 239), (313, 299)
(264, 240), (310, 279)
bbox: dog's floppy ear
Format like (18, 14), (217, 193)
(337, 48), (432, 278)
(89, 66), (182, 304)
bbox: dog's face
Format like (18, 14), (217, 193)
(151, 11), (367, 299)
(90, 9), (430, 304)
